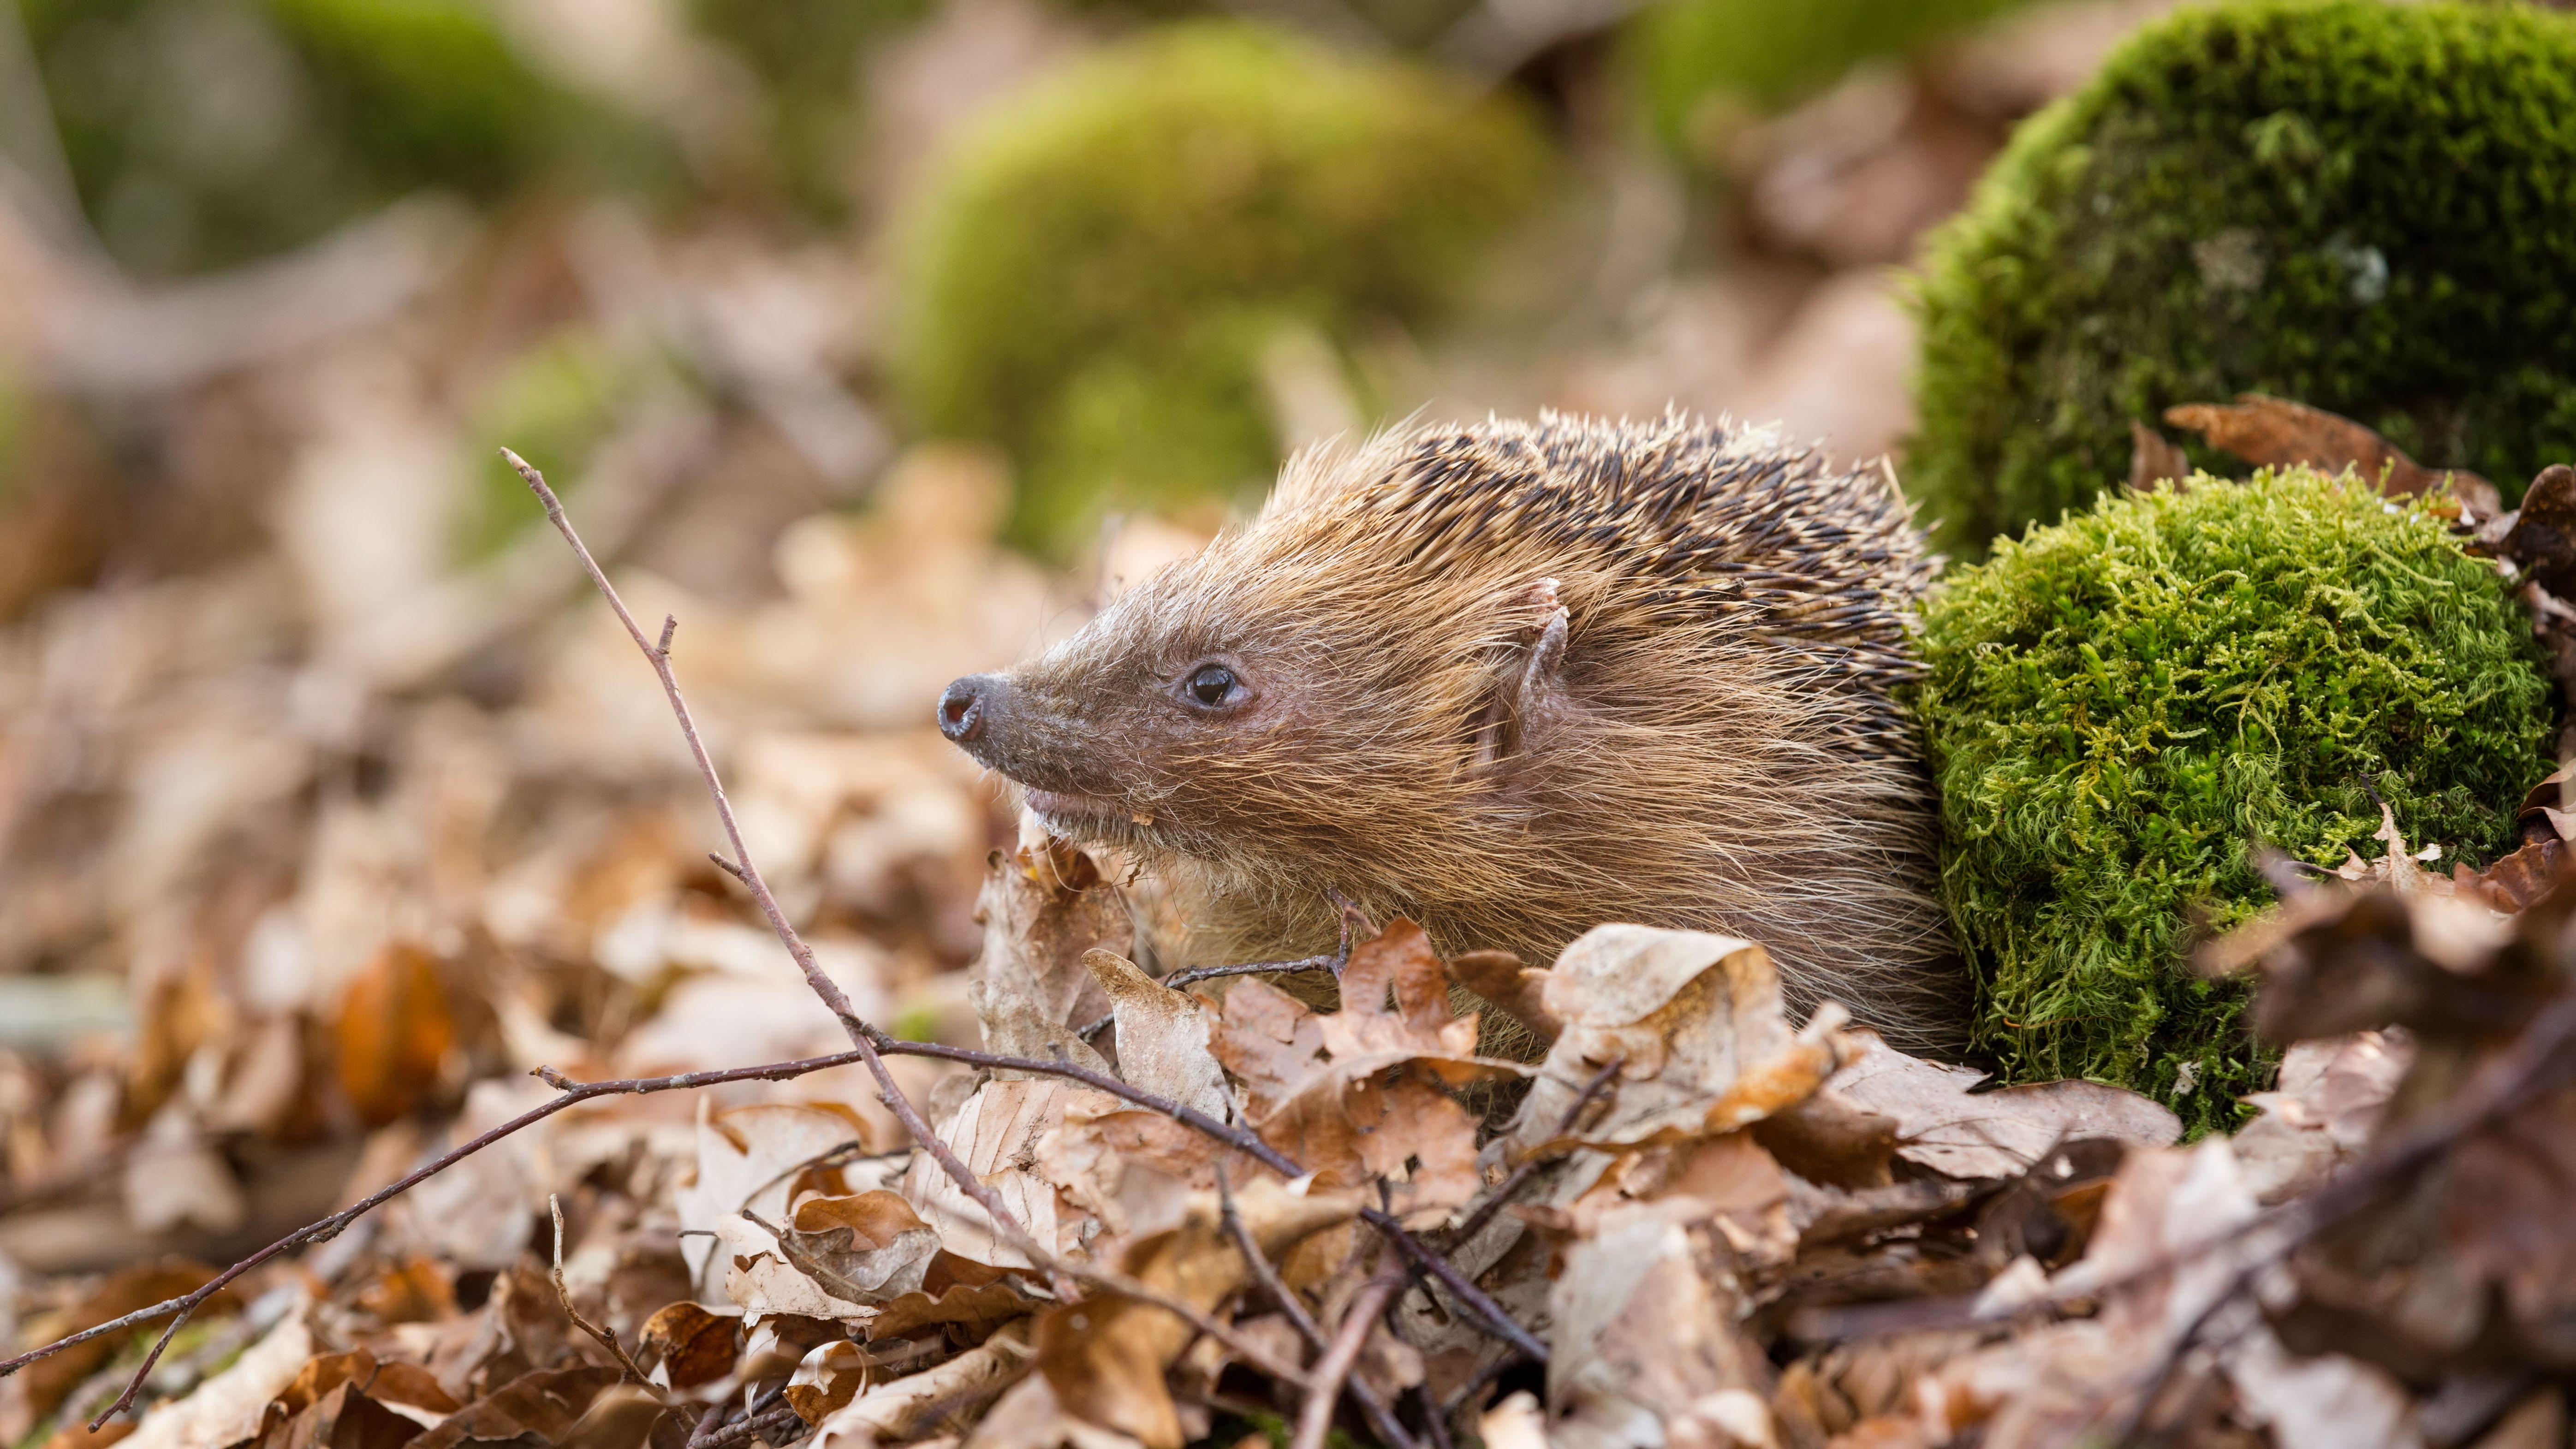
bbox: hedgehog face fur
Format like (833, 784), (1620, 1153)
(938, 413), (1961, 1048)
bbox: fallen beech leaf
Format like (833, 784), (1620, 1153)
(674, 1102), (870, 1290)
(1445, 949), (1561, 1045)
(785, 1341), (870, 1423)
(867, 1280), (1043, 1342)
(1083, 950), (1228, 1122)
(814, 1321), (1035, 1449)
(2128, 420), (2189, 493)
(557, 1384), (673, 1449)
(1821, 1032), (2178, 1181)
(249, 1383), (423, 1449)
(407, 1367), (621, 1449)
(1510, 926), (1846, 1153)
(778, 1190), (944, 1304)
(2495, 463), (2576, 595)
(962, 1368), (1142, 1449)
(972, 841), (1125, 1065)
(2233, 1031), (2410, 1204)
(899, 1079), (1085, 1269)
(638, 1302), (742, 1390)
(336, 943), (457, 1127)
(1547, 1208), (1775, 1449)
(2164, 393), (2499, 510)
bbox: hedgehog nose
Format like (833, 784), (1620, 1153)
(938, 676), (994, 744)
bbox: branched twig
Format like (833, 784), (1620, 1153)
(552, 1195), (654, 1385)
(1217, 1170), (1416, 1449)
(1, 1049), (876, 1416)
(1165, 910), (1355, 992)
(1442, 1057), (1622, 1251)
(505, 448), (1069, 1298)
(1293, 1259), (1402, 1449)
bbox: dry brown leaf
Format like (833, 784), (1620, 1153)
(335, 943), (457, 1128)
(123, 1310), (314, 1449)
(776, 1191), (945, 1305)
(971, 841), (1126, 1067)
(785, 1341), (871, 1424)
(637, 1303), (741, 1390)
(1820, 1032), (2179, 1182)
(2164, 393), (2500, 510)
(406, 1367), (621, 1449)
(899, 1079), (1087, 1270)
(2233, 1031), (2410, 1205)
(1509, 926), (1847, 1155)
(675, 1101), (870, 1294)
(814, 1320), (1035, 1449)
(1081, 951), (1228, 1123)
(1547, 1206), (1776, 1449)
(867, 1280), (1042, 1342)
(1033, 1183), (1357, 1449)
(15, 1262), (231, 1424)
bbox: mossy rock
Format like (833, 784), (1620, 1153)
(1917, 468), (2552, 1133)
(886, 22), (1555, 552)
(19, 0), (667, 276)
(1624, 0), (2027, 157)
(1909, 0), (2576, 559)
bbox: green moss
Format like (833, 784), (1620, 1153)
(1909, 0), (2576, 559)
(887, 22), (1555, 551)
(1625, 0), (2028, 156)
(1917, 469), (2552, 1132)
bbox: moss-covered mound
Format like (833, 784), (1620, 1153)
(1918, 468), (2552, 1131)
(1909, 0), (2576, 558)
(887, 23), (1554, 551)
(21, 0), (665, 276)
(1626, 0), (2025, 157)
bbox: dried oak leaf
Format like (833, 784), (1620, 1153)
(1507, 926), (1848, 1157)
(636, 1303), (739, 1390)
(1082, 950), (1228, 1123)
(1208, 921), (1520, 1224)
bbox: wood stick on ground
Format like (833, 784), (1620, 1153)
(552, 1194), (654, 1384)
(1217, 1170), (1417, 1449)
(1293, 1261), (1404, 1449)
(503, 448), (1065, 1297)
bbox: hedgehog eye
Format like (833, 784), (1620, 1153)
(1184, 664), (1242, 709)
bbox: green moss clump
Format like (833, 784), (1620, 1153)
(19, 0), (666, 276)
(887, 22), (1555, 551)
(1909, 0), (2576, 559)
(1917, 469), (2552, 1132)
(1625, 0), (2027, 156)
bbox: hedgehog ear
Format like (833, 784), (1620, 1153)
(1508, 577), (1569, 701)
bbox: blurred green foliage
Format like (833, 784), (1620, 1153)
(686, 0), (930, 217)
(887, 22), (1556, 551)
(1918, 468), (2552, 1133)
(18, 0), (670, 276)
(1625, 0), (2026, 157)
(1908, 0), (2576, 558)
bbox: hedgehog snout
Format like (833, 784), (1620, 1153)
(937, 674), (1006, 753)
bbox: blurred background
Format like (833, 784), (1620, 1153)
(0, 0), (2169, 1313)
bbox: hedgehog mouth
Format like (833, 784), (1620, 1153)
(1023, 787), (1148, 833)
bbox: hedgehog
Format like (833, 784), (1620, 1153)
(937, 412), (1960, 1049)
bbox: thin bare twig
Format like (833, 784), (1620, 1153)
(8, 1049), (875, 1418)
(504, 448), (1066, 1297)
(1293, 1261), (1402, 1449)
(1217, 1170), (1417, 1449)
(552, 1194), (654, 1385)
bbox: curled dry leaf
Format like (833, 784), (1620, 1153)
(785, 1341), (871, 1424)
(774, 1191), (945, 1306)
(1508, 926), (1849, 1155)
(407, 1367), (623, 1449)
(675, 1102), (872, 1290)
(812, 1321), (1036, 1449)
(2163, 392), (2501, 511)
(637, 1303), (740, 1390)
(899, 1079), (1083, 1270)
(1081, 951), (1228, 1122)
(867, 1280), (1043, 1342)
(971, 841), (1126, 1069)
(1819, 1031), (2179, 1182)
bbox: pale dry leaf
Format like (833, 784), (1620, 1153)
(1822, 1031), (2178, 1181)
(814, 1321), (1036, 1449)
(964, 1372), (1146, 1449)
(778, 1190), (945, 1305)
(785, 1340), (872, 1424)
(900, 1079), (1084, 1269)
(1083, 950), (1228, 1122)
(2233, 1030), (2411, 1204)
(1547, 1207), (1774, 1449)
(676, 1101), (871, 1287)
(1511, 926), (1845, 1154)
(973, 842), (1126, 1057)
(123, 1306), (313, 1449)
